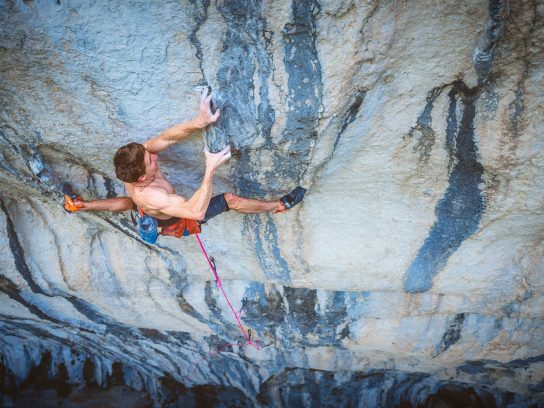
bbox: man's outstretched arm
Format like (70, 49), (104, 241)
(144, 89), (220, 154)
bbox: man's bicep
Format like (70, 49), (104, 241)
(160, 194), (203, 220)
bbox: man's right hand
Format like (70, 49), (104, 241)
(205, 146), (231, 174)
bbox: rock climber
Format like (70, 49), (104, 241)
(63, 89), (305, 242)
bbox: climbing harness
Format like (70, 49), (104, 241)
(131, 207), (201, 243)
(195, 233), (262, 351)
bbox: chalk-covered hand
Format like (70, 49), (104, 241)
(196, 88), (221, 127)
(204, 145), (231, 174)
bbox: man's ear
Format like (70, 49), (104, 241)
(137, 174), (146, 182)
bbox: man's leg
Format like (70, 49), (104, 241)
(224, 193), (283, 214)
(201, 188), (306, 223)
(65, 196), (133, 212)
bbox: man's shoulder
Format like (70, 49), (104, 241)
(134, 185), (169, 210)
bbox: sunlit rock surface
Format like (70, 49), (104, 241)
(1, 0), (543, 406)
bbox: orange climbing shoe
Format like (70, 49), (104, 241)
(61, 182), (83, 213)
(64, 194), (83, 212)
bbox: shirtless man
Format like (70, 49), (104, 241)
(64, 90), (305, 239)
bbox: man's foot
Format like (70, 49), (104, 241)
(61, 183), (83, 213)
(275, 187), (306, 213)
(64, 195), (84, 212)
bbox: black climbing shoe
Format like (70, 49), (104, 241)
(276, 187), (306, 213)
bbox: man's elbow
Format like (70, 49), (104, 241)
(188, 208), (206, 221)
(175, 207), (205, 220)
(194, 210), (206, 221)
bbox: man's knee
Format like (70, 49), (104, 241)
(224, 192), (238, 209)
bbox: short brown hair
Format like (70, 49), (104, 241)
(113, 142), (146, 182)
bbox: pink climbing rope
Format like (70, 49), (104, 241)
(195, 233), (261, 350)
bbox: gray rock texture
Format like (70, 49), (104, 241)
(0, 0), (543, 406)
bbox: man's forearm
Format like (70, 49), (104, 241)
(159, 118), (206, 143)
(145, 118), (207, 154)
(145, 91), (219, 154)
(186, 170), (214, 219)
(182, 146), (230, 219)
(79, 197), (133, 212)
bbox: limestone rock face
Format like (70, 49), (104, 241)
(1, 0), (543, 406)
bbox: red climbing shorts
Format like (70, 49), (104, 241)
(157, 194), (229, 238)
(159, 217), (201, 238)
